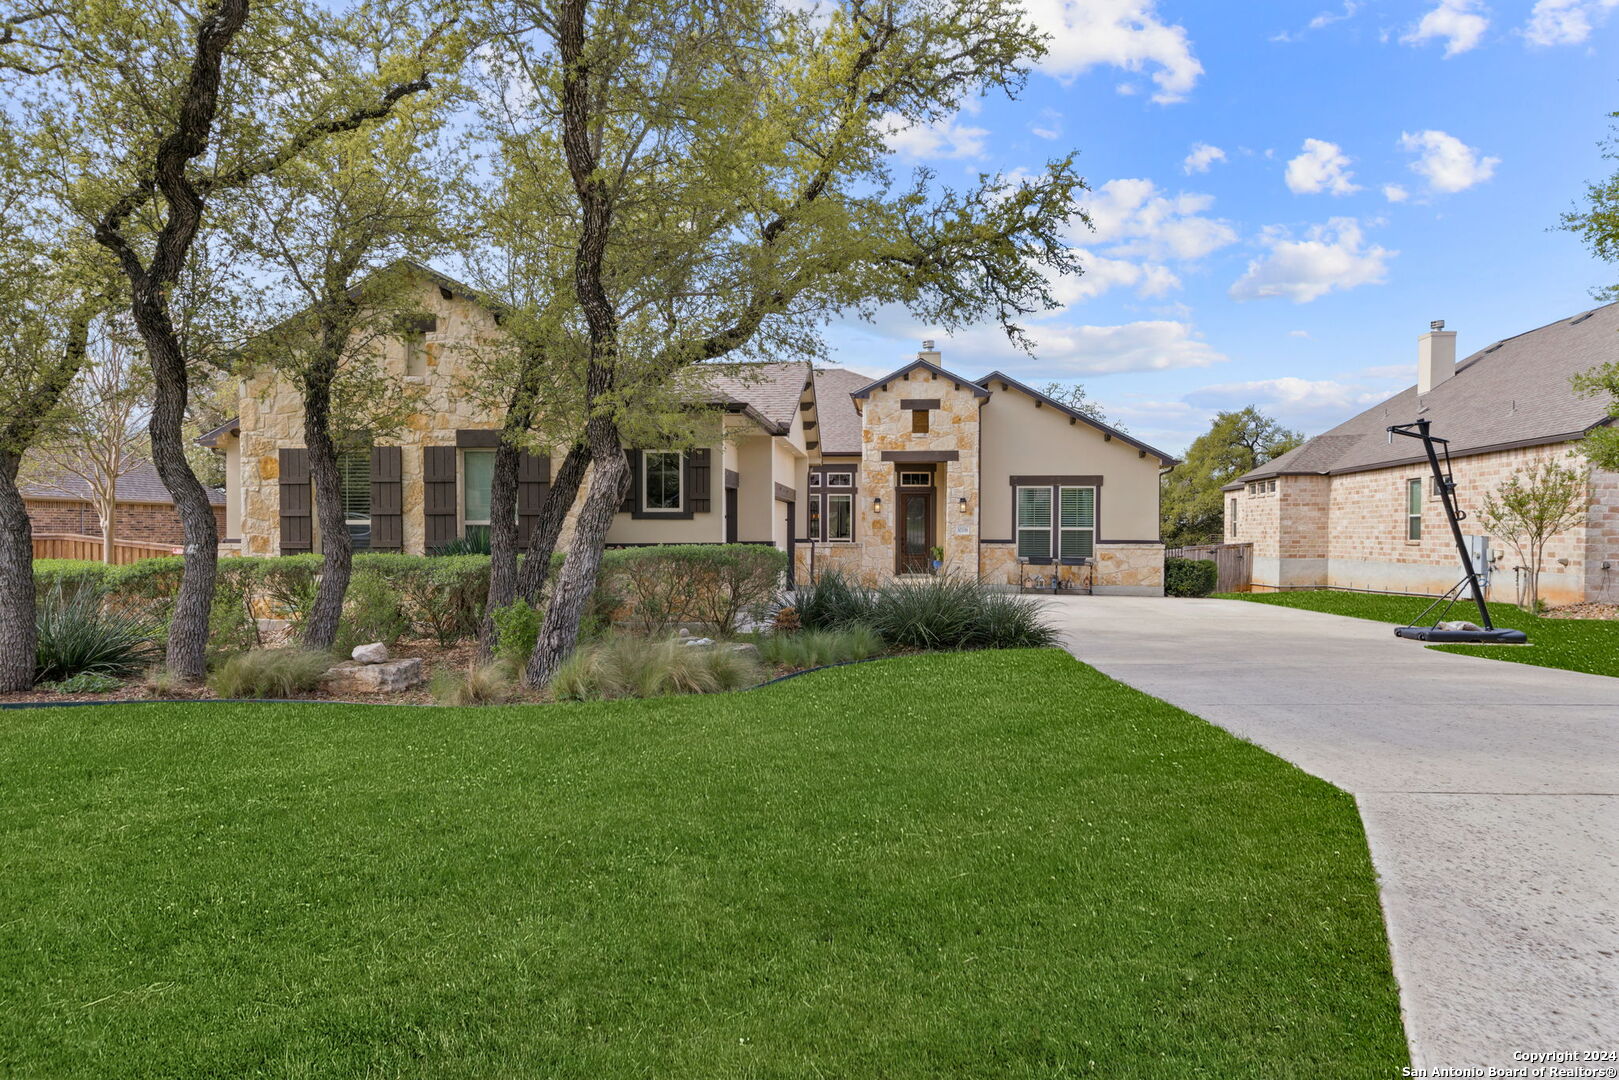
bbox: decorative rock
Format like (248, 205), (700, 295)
(727, 642), (761, 660)
(682, 637), (716, 647)
(352, 642), (391, 664)
(321, 657), (424, 694)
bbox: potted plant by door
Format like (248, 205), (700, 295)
(929, 545), (944, 572)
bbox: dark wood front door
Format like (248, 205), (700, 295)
(897, 491), (934, 574)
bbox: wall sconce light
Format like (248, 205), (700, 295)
(958, 496), (967, 512)
(873, 495), (883, 513)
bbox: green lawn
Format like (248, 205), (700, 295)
(0, 650), (1406, 1079)
(1218, 589), (1619, 678)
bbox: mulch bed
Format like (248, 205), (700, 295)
(1543, 602), (1619, 621)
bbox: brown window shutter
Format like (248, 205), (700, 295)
(278, 448), (312, 555)
(423, 445), (458, 552)
(370, 446), (403, 551)
(621, 451), (638, 513)
(516, 449), (551, 550)
(688, 448), (711, 513)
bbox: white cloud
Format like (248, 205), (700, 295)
(1054, 250), (1180, 302)
(1084, 178), (1239, 260)
(1401, 0), (1490, 55)
(1030, 109), (1063, 140)
(879, 112), (989, 160)
(1182, 143), (1227, 174)
(1383, 183), (1410, 203)
(1022, 0), (1204, 103)
(1230, 217), (1394, 303)
(1272, 1), (1362, 41)
(1399, 129), (1499, 193)
(1021, 320), (1227, 374)
(1185, 375), (1395, 418)
(1523, 0), (1618, 44)
(1289, 329), (1312, 338)
(1284, 138), (1361, 195)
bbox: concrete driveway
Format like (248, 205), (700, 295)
(1045, 596), (1619, 1071)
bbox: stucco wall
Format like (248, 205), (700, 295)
(978, 382), (1163, 542)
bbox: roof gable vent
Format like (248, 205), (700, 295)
(1570, 311), (1596, 325)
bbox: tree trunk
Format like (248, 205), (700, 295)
(515, 442), (589, 605)
(301, 330), (351, 650)
(476, 437), (525, 663)
(102, 494), (116, 564)
(0, 452), (36, 691)
(132, 282), (219, 682)
(524, 422), (625, 688)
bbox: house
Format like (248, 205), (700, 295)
(1225, 306), (1619, 605)
(206, 263), (1176, 592)
(21, 461), (226, 547)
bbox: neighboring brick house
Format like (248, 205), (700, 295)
(1226, 305), (1619, 605)
(21, 462), (226, 547)
(206, 262), (1178, 593)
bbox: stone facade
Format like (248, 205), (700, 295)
(25, 498), (226, 545)
(1233, 441), (1619, 605)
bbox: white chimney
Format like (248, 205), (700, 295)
(1418, 320), (1456, 395)
(918, 339), (941, 364)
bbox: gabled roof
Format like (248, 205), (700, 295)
(21, 461), (226, 508)
(976, 370), (1179, 466)
(699, 361), (811, 434)
(811, 367), (869, 455)
(195, 417), (240, 448)
(849, 358), (992, 399)
(1238, 301), (1619, 482)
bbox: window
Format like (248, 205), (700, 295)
(1406, 477), (1423, 540)
(463, 448), (495, 541)
(338, 449), (371, 550)
(808, 497), (821, 540)
(1058, 486), (1095, 560)
(825, 472), (852, 488)
(1267, 480), (1276, 493)
(400, 314), (435, 377)
(1016, 486), (1053, 561)
(809, 472), (821, 488)
(1229, 498), (1238, 536)
(899, 471), (931, 487)
(911, 409), (930, 434)
(825, 493), (853, 541)
(643, 450), (683, 512)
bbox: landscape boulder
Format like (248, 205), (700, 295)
(352, 642), (391, 664)
(321, 658), (424, 694)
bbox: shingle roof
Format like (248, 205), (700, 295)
(1240, 302), (1619, 481)
(699, 361), (812, 433)
(21, 461), (226, 507)
(811, 367), (870, 455)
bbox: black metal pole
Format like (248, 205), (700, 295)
(1405, 418), (1495, 630)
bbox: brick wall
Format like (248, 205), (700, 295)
(1230, 441), (1619, 604)
(25, 498), (226, 546)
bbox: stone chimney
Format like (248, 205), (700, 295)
(918, 339), (941, 364)
(1418, 320), (1456, 395)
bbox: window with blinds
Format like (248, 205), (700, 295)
(1016, 486), (1052, 560)
(338, 449), (371, 550)
(1059, 486), (1095, 560)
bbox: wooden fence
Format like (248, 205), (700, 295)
(32, 533), (182, 565)
(1164, 542), (1252, 593)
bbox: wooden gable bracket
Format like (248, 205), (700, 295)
(1139, 449), (1147, 458)
(1069, 417), (1076, 426)
(1104, 433), (1112, 441)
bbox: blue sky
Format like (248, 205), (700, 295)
(823, 0), (1619, 453)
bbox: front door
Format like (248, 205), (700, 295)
(897, 491), (933, 574)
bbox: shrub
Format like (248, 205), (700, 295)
(829, 576), (1059, 651)
(431, 662), (519, 706)
(32, 560), (120, 604)
(254, 557), (322, 628)
(759, 626), (883, 670)
(208, 648), (332, 699)
(1164, 557), (1218, 598)
(39, 671), (122, 695)
(792, 571), (877, 631)
(430, 530), (492, 556)
(549, 637), (761, 701)
(491, 598), (542, 671)
(34, 586), (159, 684)
(354, 554), (490, 645)
(335, 568), (410, 653)
(678, 546), (787, 635)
